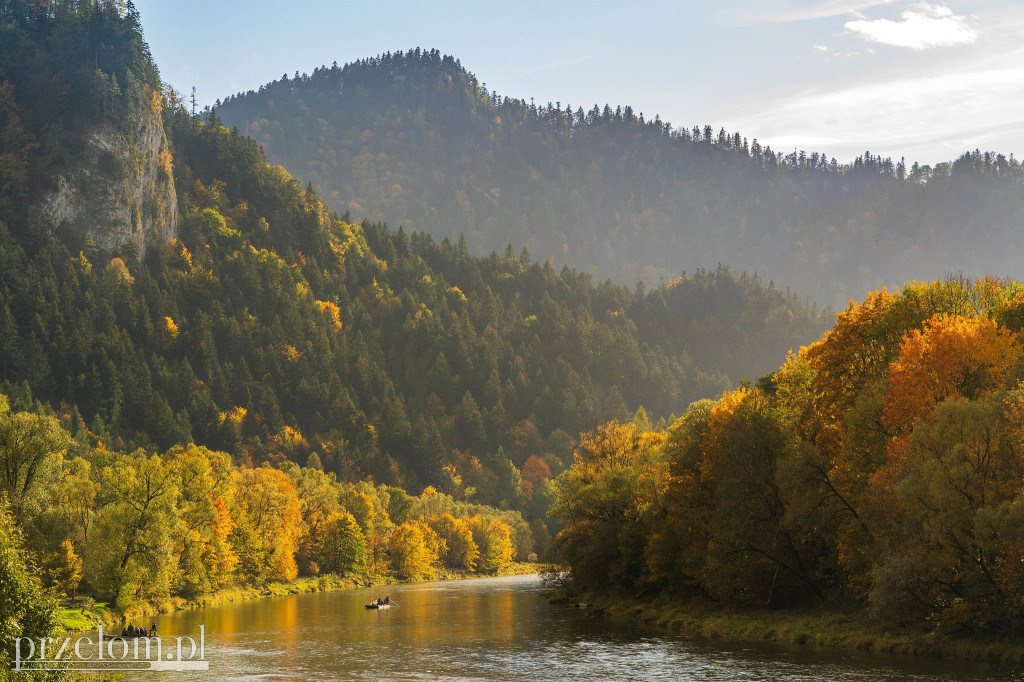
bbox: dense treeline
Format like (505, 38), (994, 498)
(0, 391), (532, 615)
(551, 278), (1024, 634)
(219, 49), (1024, 306)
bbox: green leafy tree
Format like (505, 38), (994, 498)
(40, 538), (82, 604)
(0, 501), (61, 678)
(90, 452), (178, 610)
(309, 511), (366, 576)
(0, 403), (73, 521)
(467, 515), (514, 573)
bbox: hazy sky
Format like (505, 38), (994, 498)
(135, 0), (1024, 165)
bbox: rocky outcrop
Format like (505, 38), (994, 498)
(35, 90), (177, 258)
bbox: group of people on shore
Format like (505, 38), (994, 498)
(120, 623), (157, 638)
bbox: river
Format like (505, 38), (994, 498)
(141, 574), (1014, 680)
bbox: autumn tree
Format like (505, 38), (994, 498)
(40, 538), (82, 604)
(427, 513), (479, 570)
(341, 484), (393, 576)
(168, 445), (237, 597)
(467, 515), (514, 573)
(229, 467), (302, 584)
(643, 399), (714, 594)
(520, 454), (551, 500)
(387, 521), (441, 580)
(882, 313), (1020, 434)
(286, 463), (341, 575)
(308, 511), (366, 576)
(869, 396), (1024, 627)
(89, 452), (178, 610)
(697, 388), (826, 604)
(549, 420), (663, 588)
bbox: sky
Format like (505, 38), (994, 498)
(134, 0), (1024, 166)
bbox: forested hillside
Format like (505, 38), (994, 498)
(0, 1), (826, 508)
(218, 50), (1024, 307)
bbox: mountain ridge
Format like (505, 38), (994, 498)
(217, 48), (1024, 307)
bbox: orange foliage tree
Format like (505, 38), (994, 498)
(883, 313), (1021, 433)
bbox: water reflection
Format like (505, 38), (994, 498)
(145, 575), (1017, 681)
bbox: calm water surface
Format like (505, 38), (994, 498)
(140, 575), (1018, 681)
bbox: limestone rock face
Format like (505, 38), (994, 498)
(35, 92), (177, 258)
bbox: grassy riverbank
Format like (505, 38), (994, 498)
(575, 595), (1024, 665)
(435, 561), (539, 581)
(62, 563), (541, 632)
(59, 601), (118, 631)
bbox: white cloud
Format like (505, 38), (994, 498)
(722, 54), (1024, 163)
(687, 4), (1024, 165)
(813, 44), (830, 51)
(765, 0), (898, 23)
(845, 2), (977, 50)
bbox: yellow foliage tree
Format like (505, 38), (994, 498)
(168, 445), (237, 595)
(427, 514), (479, 570)
(572, 420), (662, 482)
(387, 521), (440, 580)
(41, 539), (82, 604)
(466, 515), (514, 573)
(230, 467), (302, 583)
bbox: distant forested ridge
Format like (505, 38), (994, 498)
(219, 49), (1024, 307)
(0, 4), (827, 509)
